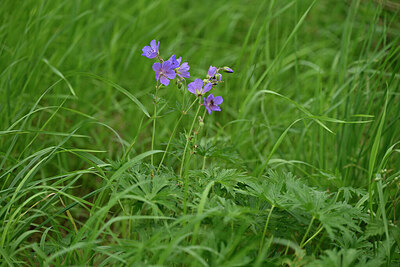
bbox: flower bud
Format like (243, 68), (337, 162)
(198, 116), (204, 127)
(176, 78), (183, 89)
(222, 66), (234, 73)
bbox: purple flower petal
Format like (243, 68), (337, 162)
(208, 66), (217, 77)
(152, 62), (161, 71)
(168, 54), (180, 69)
(180, 62), (190, 72)
(152, 62), (161, 80)
(141, 46), (151, 57)
(211, 106), (221, 112)
(203, 83), (212, 94)
(179, 71), (190, 79)
(177, 62), (190, 78)
(161, 61), (174, 78)
(164, 69), (176, 79)
(204, 97), (212, 114)
(188, 82), (198, 95)
(213, 96), (223, 105)
(160, 76), (170, 86)
(193, 79), (203, 90)
(150, 40), (159, 51)
(162, 61), (172, 70)
(204, 93), (223, 114)
(142, 47), (157, 58)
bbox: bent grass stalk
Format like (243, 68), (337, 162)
(302, 223), (323, 247)
(300, 216), (315, 248)
(259, 204), (275, 254)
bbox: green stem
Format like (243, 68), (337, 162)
(180, 100), (202, 179)
(151, 84), (159, 169)
(182, 100), (202, 215)
(128, 205), (134, 239)
(259, 205), (275, 254)
(301, 223), (323, 247)
(300, 216), (315, 248)
(202, 156), (207, 170)
(368, 182), (374, 221)
(157, 99), (198, 172)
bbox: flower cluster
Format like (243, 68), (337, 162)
(142, 39), (233, 115)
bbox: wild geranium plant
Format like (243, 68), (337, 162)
(142, 39), (233, 212)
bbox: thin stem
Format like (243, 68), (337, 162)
(180, 100), (202, 179)
(157, 115), (183, 171)
(300, 216), (315, 248)
(194, 109), (207, 171)
(157, 99), (198, 172)
(259, 205), (275, 254)
(186, 98), (199, 114)
(151, 83), (159, 169)
(368, 182), (374, 221)
(182, 100), (202, 215)
(202, 156), (207, 170)
(301, 223), (323, 247)
(128, 205), (133, 239)
(196, 109), (207, 133)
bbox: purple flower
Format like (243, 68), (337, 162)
(207, 65), (222, 84)
(188, 79), (212, 96)
(141, 40), (159, 59)
(167, 55), (190, 79)
(152, 61), (176, 86)
(204, 94), (223, 115)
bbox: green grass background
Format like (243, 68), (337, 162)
(1, 0), (399, 265)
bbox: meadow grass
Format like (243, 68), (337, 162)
(1, 0), (399, 265)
